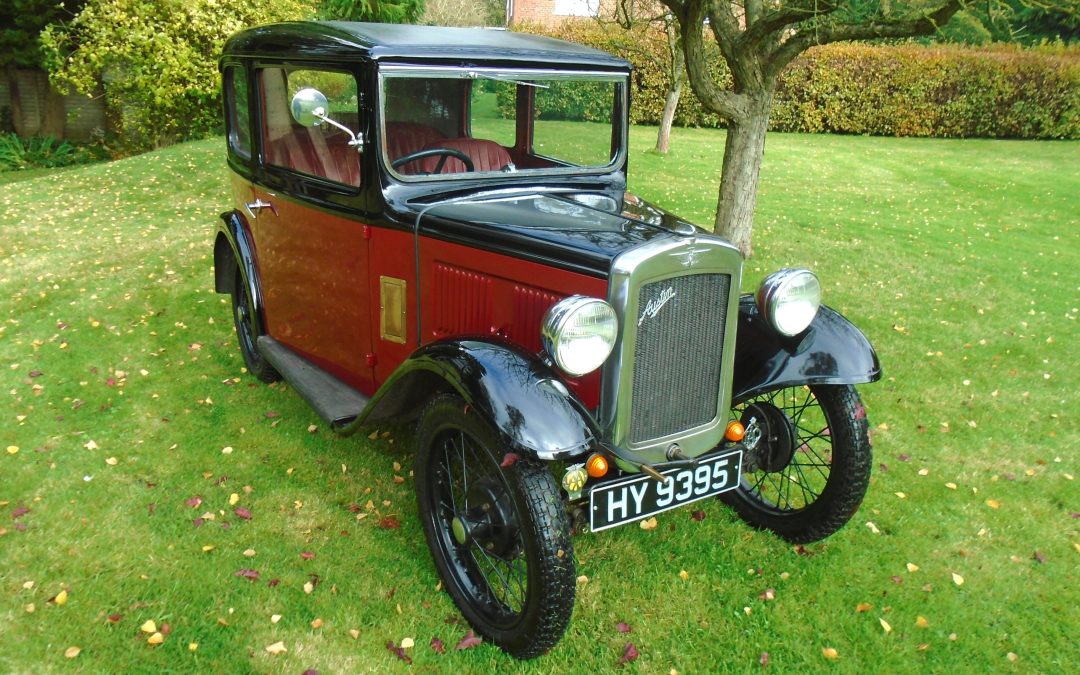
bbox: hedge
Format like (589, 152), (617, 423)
(516, 22), (1080, 140)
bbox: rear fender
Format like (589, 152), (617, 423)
(348, 339), (598, 461)
(732, 296), (882, 403)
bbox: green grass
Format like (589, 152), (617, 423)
(1, 127), (1077, 673)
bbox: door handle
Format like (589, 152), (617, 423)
(244, 198), (275, 218)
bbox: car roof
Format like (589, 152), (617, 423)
(222, 21), (631, 71)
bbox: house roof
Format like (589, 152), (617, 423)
(222, 22), (631, 70)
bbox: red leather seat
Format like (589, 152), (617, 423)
(417, 138), (513, 174)
(386, 122), (444, 164)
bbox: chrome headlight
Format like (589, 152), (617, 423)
(541, 296), (618, 377)
(757, 269), (821, 337)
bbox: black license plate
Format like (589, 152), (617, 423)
(589, 449), (742, 532)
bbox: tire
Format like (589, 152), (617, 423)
(414, 395), (575, 659)
(230, 269), (279, 383)
(720, 384), (871, 543)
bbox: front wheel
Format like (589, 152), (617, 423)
(414, 395), (575, 659)
(721, 384), (871, 543)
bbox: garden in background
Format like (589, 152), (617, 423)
(1, 125), (1076, 672)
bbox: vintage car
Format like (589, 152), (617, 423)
(215, 22), (881, 658)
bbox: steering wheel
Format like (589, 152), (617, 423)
(391, 147), (475, 174)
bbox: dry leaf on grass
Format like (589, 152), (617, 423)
(265, 641), (287, 655)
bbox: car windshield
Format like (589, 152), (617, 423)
(379, 67), (626, 181)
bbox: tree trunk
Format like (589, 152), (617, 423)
(654, 77), (682, 154)
(714, 97), (772, 259)
(655, 20), (685, 154)
(6, 66), (26, 137)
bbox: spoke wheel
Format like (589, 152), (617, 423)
(230, 269), (279, 383)
(721, 384), (871, 543)
(415, 395), (574, 659)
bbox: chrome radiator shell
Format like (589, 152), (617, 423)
(599, 235), (743, 467)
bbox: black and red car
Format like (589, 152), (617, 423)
(215, 22), (881, 658)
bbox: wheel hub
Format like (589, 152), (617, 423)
(454, 476), (520, 559)
(741, 402), (797, 473)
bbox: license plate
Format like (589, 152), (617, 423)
(589, 450), (742, 532)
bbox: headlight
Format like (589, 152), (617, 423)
(757, 269), (821, 337)
(541, 296), (618, 377)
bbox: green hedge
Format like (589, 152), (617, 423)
(517, 22), (1080, 139)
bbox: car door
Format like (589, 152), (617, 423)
(250, 64), (375, 394)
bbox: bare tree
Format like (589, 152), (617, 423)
(659, 0), (974, 258)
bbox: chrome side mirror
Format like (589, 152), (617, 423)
(289, 87), (364, 150)
(290, 88), (329, 127)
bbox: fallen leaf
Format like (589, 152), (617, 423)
(880, 618), (893, 634)
(455, 630), (482, 650)
(856, 602), (873, 613)
(430, 636), (445, 653)
(201, 545), (215, 553)
(916, 615), (929, 628)
(189, 643), (198, 652)
(760, 652), (770, 667)
(140, 620), (157, 633)
(243, 548), (256, 557)
(64, 646), (81, 659)
(147, 632), (164, 646)
(84, 440), (98, 450)
(500, 452), (520, 468)
(311, 618), (323, 629)
(308, 424), (318, 433)
(303, 581), (314, 594)
(300, 551), (315, 560)
(234, 507), (252, 520)
(952, 572), (965, 586)
(400, 637), (415, 649)
(679, 570), (690, 581)
(917, 643), (930, 651)
(616, 622), (632, 633)
(1033, 551), (1047, 564)
(639, 517), (658, 530)
(386, 641), (412, 664)
(378, 516), (400, 529)
(185, 496), (202, 508)
(107, 613), (122, 623)
(906, 563), (920, 572)
(618, 641), (640, 665)
(265, 641), (287, 655)
(759, 588), (775, 601)
(985, 499), (1001, 509)
(229, 493), (240, 506)
(6, 445), (17, 455)
(53, 589), (68, 606)
(866, 521), (880, 534)
(105, 457), (118, 466)
(691, 509), (706, 521)
(350, 629), (360, 640)
(1006, 652), (1018, 663)
(25, 603), (35, 613)
(235, 569), (259, 581)
(822, 647), (839, 660)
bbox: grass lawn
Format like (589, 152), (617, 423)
(1, 127), (1077, 673)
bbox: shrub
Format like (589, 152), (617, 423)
(519, 22), (1080, 139)
(0, 133), (107, 171)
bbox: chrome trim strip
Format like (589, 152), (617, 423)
(601, 234), (744, 468)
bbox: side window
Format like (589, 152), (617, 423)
(258, 66), (362, 188)
(224, 65), (251, 160)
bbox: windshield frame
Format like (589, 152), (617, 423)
(377, 64), (629, 183)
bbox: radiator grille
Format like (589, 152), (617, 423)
(629, 274), (730, 443)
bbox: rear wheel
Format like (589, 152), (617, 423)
(721, 384), (871, 543)
(414, 395), (575, 659)
(231, 269), (279, 383)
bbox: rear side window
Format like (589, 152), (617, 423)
(258, 66), (362, 188)
(224, 66), (251, 160)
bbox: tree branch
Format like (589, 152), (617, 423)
(765, 0), (964, 79)
(661, 0), (750, 120)
(741, 1), (838, 50)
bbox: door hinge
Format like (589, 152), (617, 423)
(366, 353), (378, 367)
(362, 225), (372, 239)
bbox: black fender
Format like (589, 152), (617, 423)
(214, 210), (265, 328)
(346, 339), (599, 461)
(732, 295), (882, 403)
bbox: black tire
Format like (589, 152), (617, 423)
(414, 395), (575, 659)
(230, 269), (279, 383)
(720, 384), (871, 543)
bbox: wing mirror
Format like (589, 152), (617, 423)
(289, 87), (364, 150)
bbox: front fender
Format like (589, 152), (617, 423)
(732, 295), (882, 403)
(348, 339), (599, 461)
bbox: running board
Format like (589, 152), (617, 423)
(256, 336), (369, 429)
